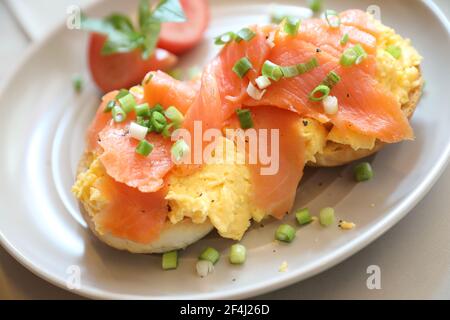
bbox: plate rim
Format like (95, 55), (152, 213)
(0, 0), (449, 300)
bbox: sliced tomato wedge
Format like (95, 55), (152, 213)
(158, 0), (210, 55)
(88, 33), (178, 93)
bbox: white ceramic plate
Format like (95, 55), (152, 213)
(0, 0), (449, 300)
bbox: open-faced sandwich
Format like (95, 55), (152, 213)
(72, 9), (422, 257)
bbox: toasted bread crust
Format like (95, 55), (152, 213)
(308, 72), (423, 167)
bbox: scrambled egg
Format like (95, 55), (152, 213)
(73, 137), (265, 241)
(303, 18), (423, 159)
(166, 137), (264, 240)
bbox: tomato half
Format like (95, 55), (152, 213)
(88, 33), (178, 93)
(158, 0), (210, 55)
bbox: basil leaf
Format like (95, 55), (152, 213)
(152, 0), (186, 23)
(139, 0), (152, 30)
(141, 20), (161, 60)
(104, 14), (135, 33)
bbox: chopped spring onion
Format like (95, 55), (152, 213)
(229, 244), (247, 265)
(72, 74), (83, 93)
(129, 122), (148, 141)
(162, 251), (178, 270)
(283, 17), (301, 36)
(297, 57), (319, 74)
(386, 45), (402, 59)
(162, 123), (175, 138)
(309, 84), (330, 101)
(196, 260), (214, 277)
(353, 162), (374, 182)
(151, 104), (164, 114)
(246, 82), (266, 101)
(232, 57), (253, 79)
(353, 44), (368, 64)
(319, 207), (335, 227)
(340, 48), (358, 66)
(115, 89), (129, 100)
(164, 106), (184, 127)
(255, 75), (271, 90)
(134, 103), (150, 117)
(199, 247), (220, 265)
(236, 28), (256, 42)
(135, 140), (153, 157)
(281, 65), (300, 78)
(104, 100), (115, 113)
(214, 31), (236, 45)
(171, 139), (190, 162)
(322, 71), (341, 88)
(136, 116), (150, 128)
(118, 93), (137, 113)
(295, 208), (313, 225)
(112, 106), (127, 123)
(325, 10), (341, 28)
(322, 95), (339, 114)
(262, 60), (283, 81)
(236, 108), (254, 129)
(340, 33), (349, 46)
(150, 111), (167, 133)
(308, 0), (322, 13)
(275, 224), (296, 243)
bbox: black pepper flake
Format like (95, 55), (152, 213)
(199, 193), (203, 197)
(302, 120), (309, 127)
(211, 199), (215, 203)
(167, 204), (172, 212)
(346, 93), (350, 98)
(232, 278), (236, 282)
(273, 249), (276, 253)
(260, 224), (265, 228)
(316, 48), (322, 53)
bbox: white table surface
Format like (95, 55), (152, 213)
(0, 0), (449, 300)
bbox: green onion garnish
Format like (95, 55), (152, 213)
(322, 71), (341, 88)
(199, 247), (220, 265)
(309, 84), (330, 101)
(236, 28), (256, 42)
(262, 60), (283, 81)
(340, 33), (349, 46)
(162, 251), (178, 270)
(275, 224), (296, 243)
(151, 104), (164, 114)
(162, 123), (175, 138)
(298, 57), (319, 74)
(118, 93), (137, 114)
(150, 111), (167, 133)
(353, 162), (374, 182)
(115, 89), (129, 100)
(229, 244), (246, 265)
(214, 31), (236, 45)
(353, 44), (368, 64)
(319, 207), (335, 227)
(112, 106), (127, 123)
(325, 10), (341, 28)
(386, 45), (402, 59)
(72, 74), (83, 93)
(236, 109), (254, 129)
(281, 65), (300, 78)
(340, 47), (358, 66)
(136, 116), (150, 128)
(135, 140), (153, 157)
(134, 103), (150, 117)
(104, 100), (115, 113)
(171, 139), (190, 162)
(164, 106), (184, 127)
(308, 0), (322, 13)
(295, 208), (313, 225)
(232, 57), (253, 79)
(283, 17), (301, 36)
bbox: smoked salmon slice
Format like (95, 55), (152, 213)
(98, 124), (173, 193)
(93, 173), (168, 244)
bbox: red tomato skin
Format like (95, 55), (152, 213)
(158, 0), (210, 55)
(88, 33), (178, 93)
